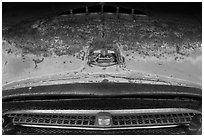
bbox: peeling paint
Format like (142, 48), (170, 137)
(2, 12), (202, 88)
(3, 13), (201, 59)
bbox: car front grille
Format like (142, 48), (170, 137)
(111, 113), (194, 127)
(8, 113), (96, 127)
(3, 108), (201, 134)
(15, 126), (187, 135)
(7, 112), (194, 128)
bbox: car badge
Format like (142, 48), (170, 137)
(97, 115), (111, 126)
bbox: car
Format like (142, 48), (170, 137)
(2, 2), (202, 135)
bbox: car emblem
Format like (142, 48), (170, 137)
(97, 113), (111, 126)
(98, 116), (111, 126)
(87, 39), (124, 67)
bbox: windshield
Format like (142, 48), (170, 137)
(2, 2), (202, 90)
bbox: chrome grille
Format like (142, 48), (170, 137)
(3, 108), (201, 134)
(8, 113), (96, 127)
(15, 126), (187, 135)
(6, 111), (196, 128)
(112, 113), (195, 127)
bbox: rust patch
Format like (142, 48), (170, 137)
(2, 14), (201, 62)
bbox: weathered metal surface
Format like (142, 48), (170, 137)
(2, 12), (202, 89)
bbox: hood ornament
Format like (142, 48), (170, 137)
(87, 39), (124, 67)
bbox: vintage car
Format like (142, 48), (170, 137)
(2, 3), (202, 135)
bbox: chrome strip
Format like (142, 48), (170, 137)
(4, 108), (201, 115)
(16, 123), (184, 131)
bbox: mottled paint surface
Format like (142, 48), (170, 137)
(2, 13), (202, 88)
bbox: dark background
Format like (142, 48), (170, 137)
(2, 2), (202, 26)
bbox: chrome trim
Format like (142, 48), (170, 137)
(4, 108), (201, 115)
(16, 123), (185, 131)
(60, 12), (147, 17)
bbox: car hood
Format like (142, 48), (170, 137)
(2, 10), (202, 90)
